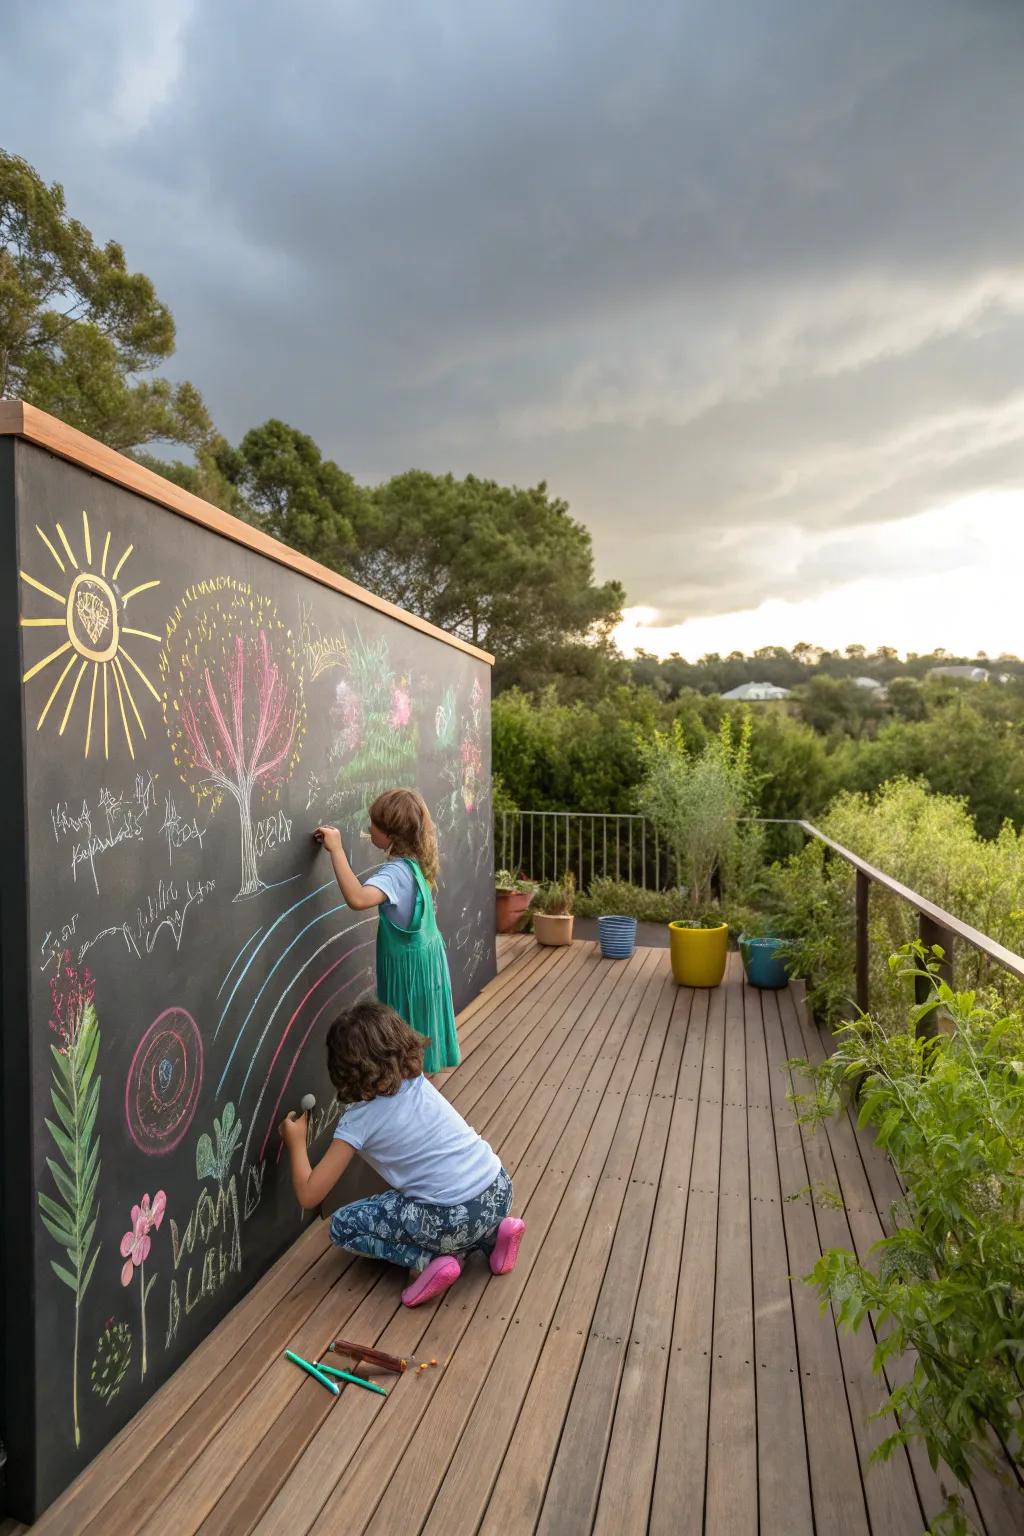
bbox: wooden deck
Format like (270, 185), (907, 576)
(15, 937), (1022, 1536)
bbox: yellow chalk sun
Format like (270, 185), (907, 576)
(19, 510), (161, 760)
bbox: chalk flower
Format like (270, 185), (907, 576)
(119, 1191), (166, 1287)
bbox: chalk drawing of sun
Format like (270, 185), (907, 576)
(19, 510), (162, 760)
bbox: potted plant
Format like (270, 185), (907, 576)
(668, 912), (730, 987)
(532, 873), (575, 947)
(737, 913), (791, 989)
(495, 870), (535, 934)
(635, 717), (755, 989)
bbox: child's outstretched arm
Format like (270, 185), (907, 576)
(279, 1113), (356, 1209)
(314, 825), (387, 911)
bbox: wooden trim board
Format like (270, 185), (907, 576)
(0, 401), (494, 665)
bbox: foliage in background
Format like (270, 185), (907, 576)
(791, 948), (1024, 1512)
(761, 780), (1024, 1028)
(0, 149), (212, 452)
(634, 713), (759, 909)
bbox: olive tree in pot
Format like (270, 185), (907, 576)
(635, 715), (760, 988)
(532, 872), (575, 947)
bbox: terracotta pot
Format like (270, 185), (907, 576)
(534, 912), (574, 947)
(495, 888), (532, 934)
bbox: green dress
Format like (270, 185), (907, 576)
(375, 857), (460, 1074)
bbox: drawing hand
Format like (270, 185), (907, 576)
(279, 1112), (307, 1147)
(314, 825), (342, 855)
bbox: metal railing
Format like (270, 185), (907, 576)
(498, 808), (1024, 1019)
(497, 811), (675, 892)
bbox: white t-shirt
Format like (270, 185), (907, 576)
(333, 1075), (500, 1205)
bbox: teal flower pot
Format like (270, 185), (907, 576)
(739, 935), (790, 989)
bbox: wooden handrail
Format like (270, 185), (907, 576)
(754, 817), (1024, 1013)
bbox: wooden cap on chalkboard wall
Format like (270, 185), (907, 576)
(0, 400), (494, 666)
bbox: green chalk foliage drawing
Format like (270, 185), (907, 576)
(38, 952), (101, 1449)
(91, 1320), (132, 1404)
(329, 629), (418, 819)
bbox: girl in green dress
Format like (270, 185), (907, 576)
(314, 789), (460, 1073)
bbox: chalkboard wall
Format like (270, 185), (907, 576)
(0, 434), (495, 1519)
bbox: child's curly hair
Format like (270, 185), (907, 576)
(368, 788), (440, 886)
(326, 999), (428, 1102)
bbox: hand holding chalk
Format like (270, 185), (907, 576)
(289, 1093), (316, 1122)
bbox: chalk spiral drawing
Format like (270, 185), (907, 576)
(125, 1007), (204, 1154)
(160, 579), (306, 900)
(37, 952), (102, 1449)
(19, 510), (162, 760)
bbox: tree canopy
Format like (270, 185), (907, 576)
(0, 149), (211, 451)
(348, 470), (623, 681)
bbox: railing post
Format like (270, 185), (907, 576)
(917, 913), (954, 1034)
(855, 870), (870, 1015)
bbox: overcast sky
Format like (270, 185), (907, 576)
(3, 0), (1023, 656)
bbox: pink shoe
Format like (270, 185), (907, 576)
(401, 1255), (461, 1307)
(489, 1217), (525, 1276)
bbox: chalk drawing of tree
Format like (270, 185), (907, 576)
(161, 580), (305, 898)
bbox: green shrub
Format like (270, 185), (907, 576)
(761, 779), (1024, 1028)
(791, 946), (1024, 1523)
(532, 872), (575, 916)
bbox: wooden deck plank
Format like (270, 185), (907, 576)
(742, 977), (814, 1536)
(648, 982), (723, 1532)
(188, 943), (612, 1534)
(775, 984), (925, 1536)
(341, 955), (672, 1536)
(423, 964), (683, 1536)
(704, 956), (758, 1534)
(759, 987), (872, 1534)
(253, 949), (663, 1534)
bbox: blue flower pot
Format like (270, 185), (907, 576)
(598, 914), (638, 960)
(739, 934), (790, 989)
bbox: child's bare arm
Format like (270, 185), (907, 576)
(279, 1114), (356, 1209)
(314, 826), (387, 911)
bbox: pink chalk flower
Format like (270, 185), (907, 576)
(389, 683), (412, 728)
(119, 1191), (167, 1287)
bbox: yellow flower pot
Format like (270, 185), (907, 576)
(668, 921), (729, 988)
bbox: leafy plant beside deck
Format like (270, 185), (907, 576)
(791, 945), (1024, 1526)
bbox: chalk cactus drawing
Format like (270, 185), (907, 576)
(119, 1190), (166, 1381)
(160, 579), (305, 899)
(125, 1006), (204, 1154)
(38, 952), (101, 1448)
(91, 1320), (132, 1404)
(18, 509), (161, 760)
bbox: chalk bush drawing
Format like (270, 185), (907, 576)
(38, 952), (101, 1448)
(119, 1190), (166, 1381)
(328, 630), (417, 819)
(160, 579), (305, 899)
(91, 1320), (132, 1404)
(18, 509), (161, 760)
(166, 1104), (244, 1346)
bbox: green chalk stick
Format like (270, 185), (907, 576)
(285, 1349), (339, 1396)
(317, 1363), (388, 1397)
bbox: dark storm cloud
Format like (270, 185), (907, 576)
(2, 0), (1023, 620)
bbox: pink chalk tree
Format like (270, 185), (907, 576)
(162, 582), (305, 898)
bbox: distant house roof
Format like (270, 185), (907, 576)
(852, 676), (884, 689)
(720, 681), (792, 701)
(928, 665), (990, 683)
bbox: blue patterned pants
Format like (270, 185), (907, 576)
(330, 1168), (513, 1274)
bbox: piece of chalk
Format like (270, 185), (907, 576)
(285, 1349), (339, 1396)
(317, 1364), (388, 1397)
(289, 1093), (316, 1121)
